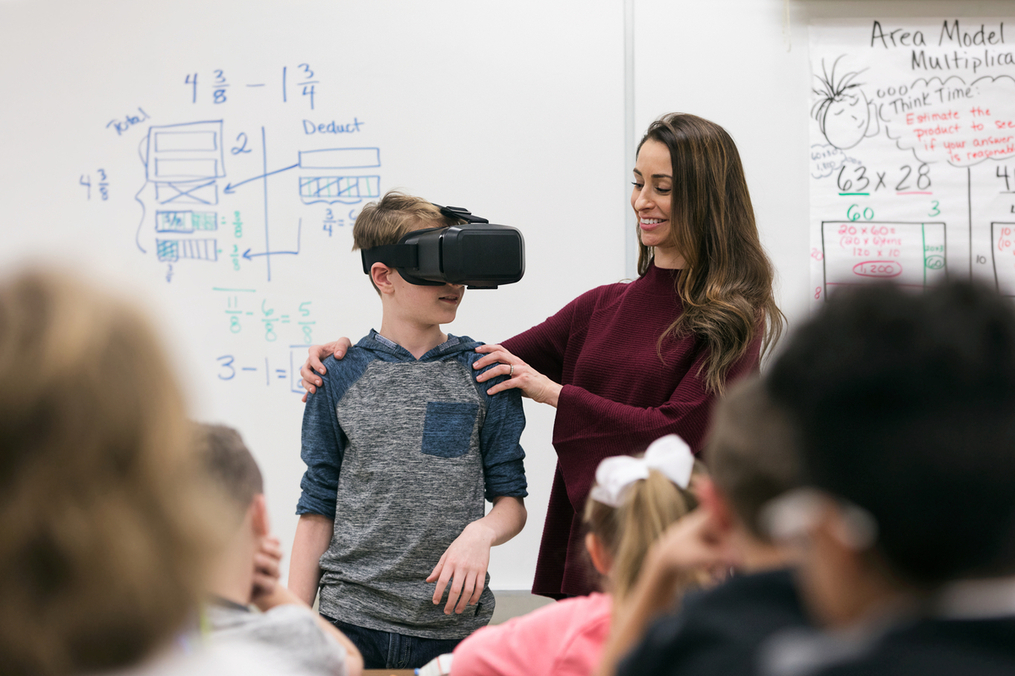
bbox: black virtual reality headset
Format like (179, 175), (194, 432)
(360, 204), (525, 289)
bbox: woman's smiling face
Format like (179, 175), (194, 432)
(632, 139), (684, 269)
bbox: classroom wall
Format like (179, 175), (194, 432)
(1, 0), (1009, 593)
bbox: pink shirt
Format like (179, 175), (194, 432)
(451, 593), (612, 676)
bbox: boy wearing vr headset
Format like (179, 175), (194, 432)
(289, 191), (528, 671)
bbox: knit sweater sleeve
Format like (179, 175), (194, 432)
(502, 292), (595, 384)
(552, 334), (762, 506)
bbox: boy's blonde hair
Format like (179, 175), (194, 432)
(583, 460), (706, 604)
(0, 270), (218, 676)
(352, 190), (459, 251)
(353, 191), (462, 293)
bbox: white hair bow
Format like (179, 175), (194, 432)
(588, 434), (695, 508)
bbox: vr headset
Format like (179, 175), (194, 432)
(360, 204), (525, 289)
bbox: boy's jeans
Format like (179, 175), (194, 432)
(323, 614), (464, 670)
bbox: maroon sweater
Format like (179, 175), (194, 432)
(503, 264), (761, 598)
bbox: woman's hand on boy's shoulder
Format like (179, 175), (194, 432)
(474, 344), (562, 408)
(300, 338), (354, 401)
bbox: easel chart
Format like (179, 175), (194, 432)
(809, 18), (1015, 302)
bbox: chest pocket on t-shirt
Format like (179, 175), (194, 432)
(421, 401), (479, 458)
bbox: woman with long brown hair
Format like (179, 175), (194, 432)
(301, 113), (783, 600)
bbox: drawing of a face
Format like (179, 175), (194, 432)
(822, 91), (871, 150)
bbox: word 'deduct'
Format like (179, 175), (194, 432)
(303, 118), (365, 134)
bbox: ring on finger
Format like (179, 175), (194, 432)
(509, 364), (515, 377)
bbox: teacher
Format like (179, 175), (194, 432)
(300, 113), (783, 599)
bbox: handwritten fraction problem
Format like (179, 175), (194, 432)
(87, 62), (379, 395)
(809, 18), (1015, 302)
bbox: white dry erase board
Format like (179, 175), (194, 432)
(0, 0), (626, 590)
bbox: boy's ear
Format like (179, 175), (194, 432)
(370, 262), (396, 295)
(694, 476), (735, 535)
(249, 494), (270, 537)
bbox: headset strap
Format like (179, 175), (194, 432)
(361, 244), (418, 274)
(433, 203), (489, 224)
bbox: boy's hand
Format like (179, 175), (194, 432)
(300, 339), (353, 401)
(426, 521), (495, 615)
(251, 535), (283, 602)
(646, 510), (738, 582)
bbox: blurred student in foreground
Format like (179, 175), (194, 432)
(597, 376), (809, 676)
(761, 280), (1015, 675)
(197, 423), (363, 676)
(0, 269), (297, 676)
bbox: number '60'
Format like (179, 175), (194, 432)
(847, 204), (874, 222)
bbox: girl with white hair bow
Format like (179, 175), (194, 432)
(447, 435), (706, 676)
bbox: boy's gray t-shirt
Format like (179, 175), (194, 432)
(205, 600), (348, 676)
(297, 331), (527, 639)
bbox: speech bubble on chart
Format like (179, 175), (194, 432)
(811, 144), (853, 179)
(877, 75), (1015, 167)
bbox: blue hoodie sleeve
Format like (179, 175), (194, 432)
(296, 356), (348, 517)
(469, 353), (528, 501)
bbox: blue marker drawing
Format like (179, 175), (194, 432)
(145, 122), (225, 182)
(155, 210), (218, 233)
(223, 163), (299, 194)
(155, 238), (219, 263)
(300, 175), (380, 204)
(290, 345), (311, 394)
(243, 218), (301, 261)
(154, 179), (219, 205)
(297, 147), (381, 205)
(298, 148), (379, 169)
(136, 120), (227, 255)
(225, 147), (381, 205)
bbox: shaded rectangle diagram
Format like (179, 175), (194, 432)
(991, 223), (1015, 297)
(192, 212), (217, 230)
(299, 147), (380, 169)
(820, 221), (946, 298)
(146, 121), (225, 182)
(155, 211), (218, 233)
(299, 176), (380, 200)
(155, 238), (218, 262)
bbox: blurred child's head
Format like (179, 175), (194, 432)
(705, 376), (801, 543)
(0, 269), (216, 676)
(352, 190), (462, 295)
(584, 435), (705, 603)
(195, 423), (265, 529)
(767, 281), (1015, 623)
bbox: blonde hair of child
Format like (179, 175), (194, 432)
(352, 190), (462, 251)
(583, 462), (705, 603)
(352, 190), (462, 294)
(0, 269), (219, 676)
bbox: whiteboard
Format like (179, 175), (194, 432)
(0, 0), (627, 590)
